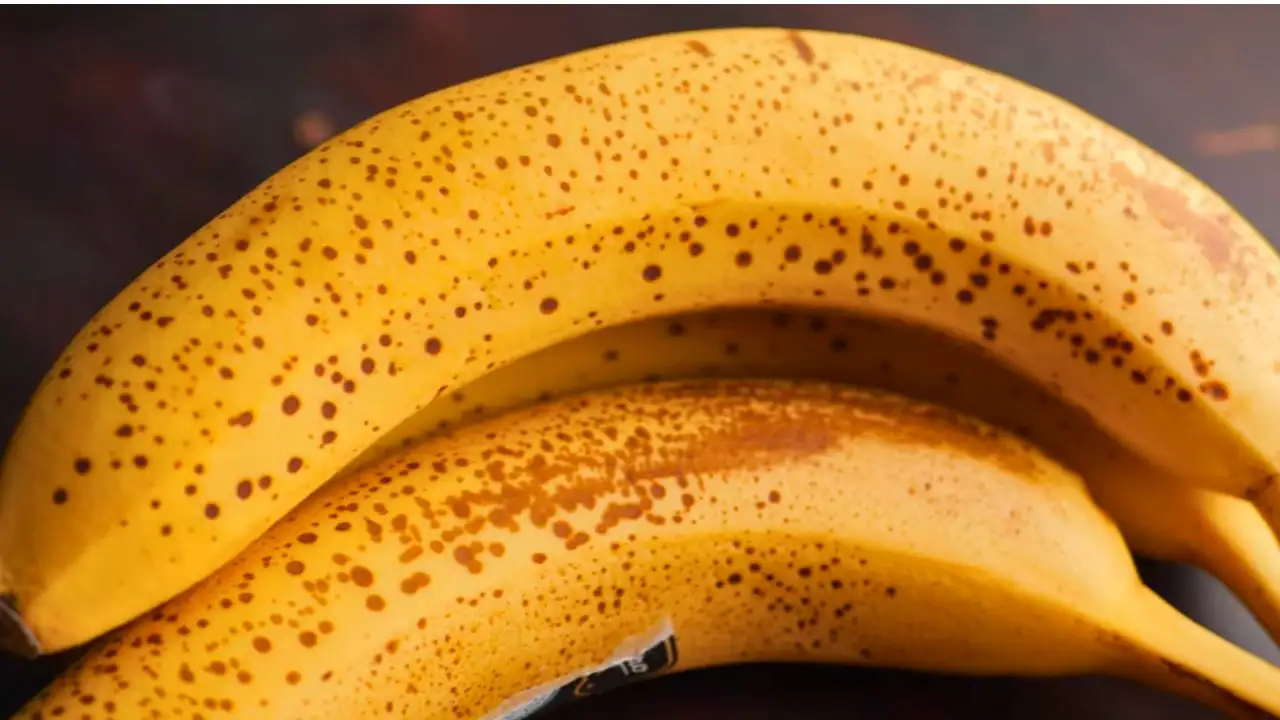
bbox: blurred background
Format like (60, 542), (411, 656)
(1, 6), (1278, 718)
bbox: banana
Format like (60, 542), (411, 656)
(16, 380), (1280, 720)
(344, 307), (1280, 647)
(4, 26), (1280, 654)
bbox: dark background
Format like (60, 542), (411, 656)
(2, 6), (1279, 718)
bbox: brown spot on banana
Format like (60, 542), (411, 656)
(686, 39), (713, 57)
(788, 31), (815, 64)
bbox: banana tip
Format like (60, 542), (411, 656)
(0, 594), (40, 658)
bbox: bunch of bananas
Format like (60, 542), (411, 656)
(5, 27), (1280, 719)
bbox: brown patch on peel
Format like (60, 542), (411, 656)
(631, 381), (1039, 478)
(389, 380), (1039, 569)
(906, 74), (939, 92)
(686, 40), (713, 57)
(787, 32), (815, 64)
(621, 405), (841, 485)
(1109, 162), (1255, 283)
(545, 206), (575, 220)
(1245, 473), (1277, 503)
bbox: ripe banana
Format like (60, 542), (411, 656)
(4, 26), (1280, 654)
(345, 307), (1280, 647)
(16, 380), (1280, 720)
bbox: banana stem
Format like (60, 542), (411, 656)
(1181, 491), (1280, 651)
(1091, 472), (1280, 650)
(1107, 586), (1280, 719)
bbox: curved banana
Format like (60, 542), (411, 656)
(346, 307), (1280, 647)
(4, 27), (1280, 654)
(16, 380), (1280, 719)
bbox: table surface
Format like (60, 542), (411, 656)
(2, 7), (1279, 718)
